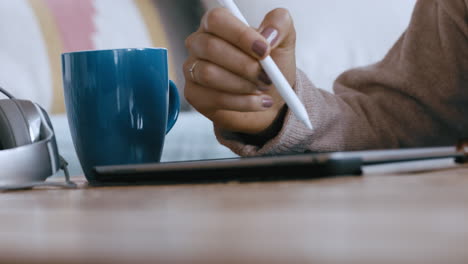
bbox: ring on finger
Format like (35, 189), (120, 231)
(189, 60), (200, 82)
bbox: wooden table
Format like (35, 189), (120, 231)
(1, 159), (468, 264)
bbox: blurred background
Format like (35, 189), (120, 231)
(0, 0), (417, 113)
(0, 0), (417, 176)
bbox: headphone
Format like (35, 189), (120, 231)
(0, 86), (76, 191)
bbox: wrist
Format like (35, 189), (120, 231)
(238, 104), (288, 146)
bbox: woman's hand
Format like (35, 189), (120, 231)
(184, 7), (297, 135)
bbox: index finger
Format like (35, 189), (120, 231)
(201, 7), (270, 60)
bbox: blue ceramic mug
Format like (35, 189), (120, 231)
(61, 48), (180, 181)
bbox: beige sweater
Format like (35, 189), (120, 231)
(215, 0), (468, 156)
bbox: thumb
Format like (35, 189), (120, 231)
(256, 8), (297, 88)
(257, 8), (296, 50)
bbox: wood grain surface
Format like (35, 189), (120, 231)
(1, 159), (467, 264)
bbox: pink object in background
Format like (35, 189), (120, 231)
(43, 0), (96, 52)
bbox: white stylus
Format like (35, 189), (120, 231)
(217, 0), (313, 130)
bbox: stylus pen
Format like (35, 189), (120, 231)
(217, 0), (313, 130)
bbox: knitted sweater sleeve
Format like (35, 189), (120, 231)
(215, 0), (468, 156)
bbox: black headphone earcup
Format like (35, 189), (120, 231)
(0, 99), (32, 149)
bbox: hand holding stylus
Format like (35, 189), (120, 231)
(217, 0), (312, 129)
(184, 2), (309, 135)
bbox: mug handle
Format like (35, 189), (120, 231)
(166, 80), (180, 134)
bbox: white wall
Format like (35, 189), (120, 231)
(0, 0), (52, 108)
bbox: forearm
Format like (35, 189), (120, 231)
(215, 69), (400, 156)
(215, 0), (468, 156)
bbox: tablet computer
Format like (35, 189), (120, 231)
(92, 146), (461, 185)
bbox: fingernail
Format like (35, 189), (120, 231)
(258, 70), (272, 85)
(258, 86), (270, 92)
(262, 97), (274, 108)
(261, 27), (279, 46)
(252, 40), (267, 57)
